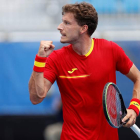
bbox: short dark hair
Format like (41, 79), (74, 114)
(62, 2), (98, 36)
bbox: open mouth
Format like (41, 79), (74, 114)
(60, 31), (66, 37)
(61, 34), (66, 38)
(61, 33), (66, 36)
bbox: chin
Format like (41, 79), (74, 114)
(60, 39), (69, 44)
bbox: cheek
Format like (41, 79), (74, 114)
(69, 29), (80, 37)
(74, 28), (81, 35)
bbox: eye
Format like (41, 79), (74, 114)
(64, 21), (70, 25)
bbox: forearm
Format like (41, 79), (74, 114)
(132, 77), (140, 99)
(29, 71), (46, 104)
(29, 41), (54, 104)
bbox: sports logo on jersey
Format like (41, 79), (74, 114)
(68, 68), (78, 74)
(59, 68), (90, 78)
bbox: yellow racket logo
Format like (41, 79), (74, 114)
(68, 68), (78, 74)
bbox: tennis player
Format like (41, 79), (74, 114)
(29, 2), (140, 140)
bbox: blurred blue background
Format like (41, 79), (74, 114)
(0, 0), (140, 140)
(0, 42), (63, 115)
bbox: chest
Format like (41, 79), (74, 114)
(57, 51), (114, 84)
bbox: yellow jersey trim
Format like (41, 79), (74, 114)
(59, 75), (90, 79)
(85, 39), (94, 57)
(130, 101), (140, 110)
(34, 61), (46, 67)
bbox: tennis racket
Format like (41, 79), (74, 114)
(102, 82), (140, 138)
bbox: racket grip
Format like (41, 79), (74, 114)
(130, 124), (140, 138)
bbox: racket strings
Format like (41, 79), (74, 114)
(106, 85), (121, 127)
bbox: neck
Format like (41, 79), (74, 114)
(72, 36), (92, 56)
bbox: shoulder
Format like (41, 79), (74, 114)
(93, 38), (110, 43)
(93, 38), (121, 50)
(93, 38), (113, 46)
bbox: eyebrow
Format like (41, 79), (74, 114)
(63, 19), (71, 23)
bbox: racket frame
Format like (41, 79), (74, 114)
(103, 82), (127, 128)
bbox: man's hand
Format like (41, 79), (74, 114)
(122, 109), (137, 127)
(38, 41), (55, 57)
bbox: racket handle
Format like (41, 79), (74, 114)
(130, 124), (140, 138)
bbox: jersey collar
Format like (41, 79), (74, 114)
(85, 38), (94, 57)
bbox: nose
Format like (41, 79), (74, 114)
(57, 22), (63, 30)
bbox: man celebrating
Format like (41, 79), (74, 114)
(29, 2), (140, 140)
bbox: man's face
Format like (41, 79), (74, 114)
(57, 12), (82, 44)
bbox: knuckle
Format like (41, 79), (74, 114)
(40, 41), (52, 46)
(125, 122), (131, 128)
(40, 40), (44, 44)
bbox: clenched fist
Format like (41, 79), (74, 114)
(37, 41), (55, 57)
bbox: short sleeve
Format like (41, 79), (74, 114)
(112, 41), (133, 74)
(43, 52), (58, 84)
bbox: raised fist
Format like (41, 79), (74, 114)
(37, 41), (55, 57)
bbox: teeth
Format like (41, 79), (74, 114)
(61, 33), (65, 36)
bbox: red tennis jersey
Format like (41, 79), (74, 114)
(44, 38), (133, 140)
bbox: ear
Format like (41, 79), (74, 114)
(80, 25), (88, 34)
